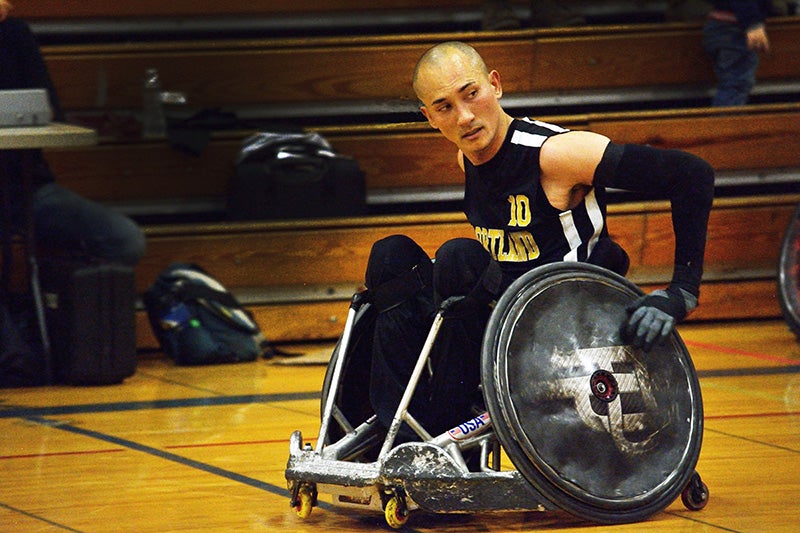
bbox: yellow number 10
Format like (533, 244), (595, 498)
(508, 195), (531, 227)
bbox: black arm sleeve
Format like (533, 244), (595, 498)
(593, 142), (715, 297)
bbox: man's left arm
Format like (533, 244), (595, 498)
(594, 142), (715, 350)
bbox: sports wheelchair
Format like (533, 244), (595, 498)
(285, 262), (709, 528)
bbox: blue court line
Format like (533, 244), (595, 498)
(8, 413), (421, 531)
(0, 391), (319, 419)
(24, 415), (297, 497)
(661, 509), (741, 532)
(705, 426), (800, 454)
(0, 501), (83, 532)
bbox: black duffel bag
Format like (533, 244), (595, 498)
(227, 131), (366, 220)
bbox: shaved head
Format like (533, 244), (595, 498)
(412, 41), (490, 104)
(411, 41), (510, 165)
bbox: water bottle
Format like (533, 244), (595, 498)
(142, 68), (166, 137)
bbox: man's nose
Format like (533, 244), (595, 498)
(456, 104), (474, 125)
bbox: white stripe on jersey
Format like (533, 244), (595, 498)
(585, 188), (604, 257)
(532, 119), (570, 133)
(520, 117), (570, 133)
(559, 188), (604, 262)
(511, 129), (548, 148)
(559, 210), (581, 262)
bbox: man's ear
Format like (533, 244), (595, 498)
(420, 105), (439, 130)
(489, 70), (503, 99)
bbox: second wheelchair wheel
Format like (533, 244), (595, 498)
(778, 202), (800, 338)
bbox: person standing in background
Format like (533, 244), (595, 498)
(702, 0), (772, 106)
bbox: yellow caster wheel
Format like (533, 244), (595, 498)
(384, 494), (409, 529)
(293, 485), (315, 519)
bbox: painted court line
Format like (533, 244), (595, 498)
(23, 415), (288, 495)
(684, 339), (799, 365)
(0, 501), (82, 533)
(5, 415), (424, 531)
(0, 391), (319, 419)
(0, 448), (125, 461)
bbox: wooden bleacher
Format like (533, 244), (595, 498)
(10, 5), (800, 348)
(33, 18), (800, 119)
(42, 103), (800, 214)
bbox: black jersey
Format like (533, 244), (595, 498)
(463, 118), (608, 281)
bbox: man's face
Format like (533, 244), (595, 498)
(416, 52), (506, 164)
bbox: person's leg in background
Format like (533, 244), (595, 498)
(702, 18), (759, 106)
(32, 182), (146, 266)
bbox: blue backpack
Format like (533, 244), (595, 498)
(144, 264), (270, 365)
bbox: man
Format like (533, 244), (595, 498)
(358, 41), (714, 437)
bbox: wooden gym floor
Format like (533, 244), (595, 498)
(1, 318), (798, 532)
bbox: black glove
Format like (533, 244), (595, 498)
(624, 286), (697, 351)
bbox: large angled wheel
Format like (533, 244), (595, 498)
(778, 202), (800, 339)
(482, 263), (703, 524)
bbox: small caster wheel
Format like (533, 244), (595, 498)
(384, 494), (409, 529)
(681, 472), (709, 511)
(293, 484), (315, 519)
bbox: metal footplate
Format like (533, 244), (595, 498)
(286, 430), (381, 487)
(382, 442), (553, 513)
(287, 431), (552, 515)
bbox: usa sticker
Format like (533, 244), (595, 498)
(448, 412), (491, 441)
